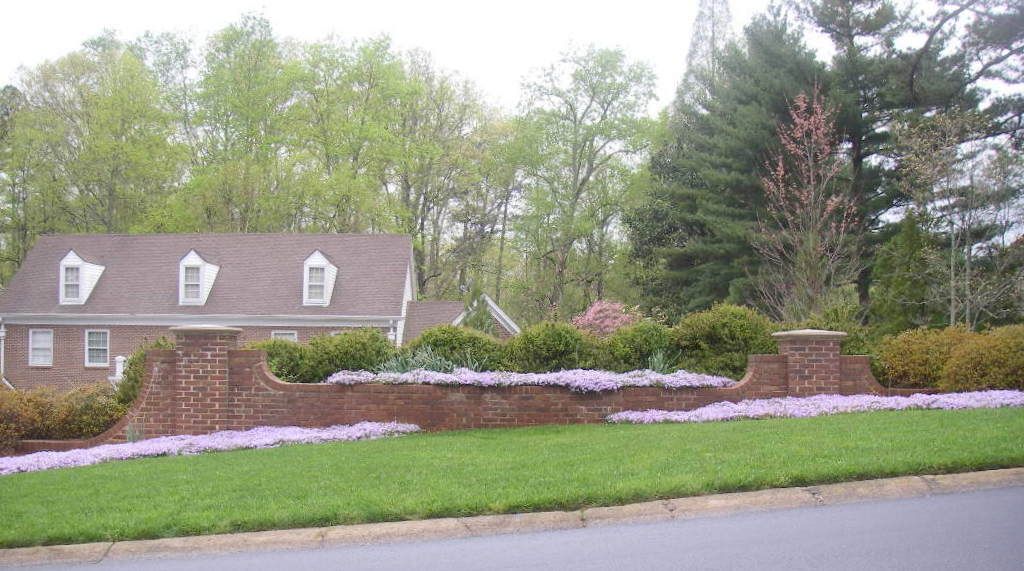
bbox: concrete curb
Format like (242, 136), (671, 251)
(3, 467), (1022, 567)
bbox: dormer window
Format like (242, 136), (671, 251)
(307, 266), (325, 302)
(182, 265), (201, 301)
(59, 250), (104, 305)
(178, 250), (219, 306)
(302, 250), (337, 306)
(63, 266), (81, 300)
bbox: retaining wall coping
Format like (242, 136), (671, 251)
(772, 329), (848, 341)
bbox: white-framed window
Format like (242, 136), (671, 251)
(182, 265), (202, 301)
(62, 265), (81, 300)
(306, 266), (325, 302)
(29, 329), (53, 367)
(271, 330), (299, 343)
(85, 329), (109, 367)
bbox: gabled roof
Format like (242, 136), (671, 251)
(0, 233), (413, 317)
(403, 301), (464, 342)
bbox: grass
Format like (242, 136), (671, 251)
(1, 407), (1023, 548)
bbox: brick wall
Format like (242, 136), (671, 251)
(14, 327), (900, 454)
(3, 324), (356, 391)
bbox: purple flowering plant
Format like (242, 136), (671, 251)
(325, 367), (735, 392)
(607, 390), (1024, 424)
(0, 421), (419, 476)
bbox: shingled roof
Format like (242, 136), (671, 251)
(403, 301), (465, 342)
(0, 234), (413, 318)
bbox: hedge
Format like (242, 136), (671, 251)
(301, 329), (396, 382)
(875, 326), (979, 388)
(504, 322), (600, 373)
(940, 325), (1024, 392)
(0, 384), (127, 452)
(604, 321), (675, 372)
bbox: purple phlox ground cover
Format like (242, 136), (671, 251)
(325, 368), (735, 392)
(607, 390), (1024, 424)
(0, 421), (420, 476)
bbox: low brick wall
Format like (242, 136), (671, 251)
(17, 327), (908, 452)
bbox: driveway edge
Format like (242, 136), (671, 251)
(3, 467), (1022, 566)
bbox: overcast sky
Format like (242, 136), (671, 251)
(1, 0), (798, 114)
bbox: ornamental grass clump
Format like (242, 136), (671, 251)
(607, 390), (1024, 424)
(0, 422), (420, 475)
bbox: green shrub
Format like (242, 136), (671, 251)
(0, 383), (127, 448)
(605, 321), (675, 372)
(49, 384), (127, 440)
(875, 326), (979, 388)
(405, 325), (505, 371)
(114, 337), (174, 406)
(504, 322), (596, 372)
(303, 329), (396, 381)
(940, 325), (1024, 392)
(247, 339), (310, 382)
(673, 304), (776, 379)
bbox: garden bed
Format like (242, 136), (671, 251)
(324, 367), (735, 392)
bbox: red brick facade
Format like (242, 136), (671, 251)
(15, 327), (909, 454)
(3, 324), (352, 391)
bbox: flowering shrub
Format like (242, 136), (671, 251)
(326, 367), (734, 392)
(607, 390), (1024, 424)
(0, 421), (420, 475)
(571, 300), (640, 337)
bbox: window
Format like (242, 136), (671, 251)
(29, 329), (53, 367)
(84, 330), (109, 367)
(182, 265), (201, 301)
(271, 331), (298, 342)
(307, 266), (325, 302)
(63, 266), (80, 300)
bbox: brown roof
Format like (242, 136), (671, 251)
(403, 301), (464, 342)
(0, 233), (412, 317)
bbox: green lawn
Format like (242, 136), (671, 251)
(1, 408), (1023, 548)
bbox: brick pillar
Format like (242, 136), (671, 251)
(771, 329), (847, 397)
(170, 325), (242, 434)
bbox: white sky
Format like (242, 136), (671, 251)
(1, 0), (788, 114)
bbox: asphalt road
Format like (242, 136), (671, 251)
(27, 487), (1024, 571)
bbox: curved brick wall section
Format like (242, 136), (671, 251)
(17, 327), (898, 451)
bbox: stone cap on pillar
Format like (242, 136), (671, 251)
(169, 325), (244, 334)
(771, 329), (848, 341)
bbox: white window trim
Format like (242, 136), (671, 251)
(271, 330), (298, 342)
(29, 328), (54, 367)
(302, 250), (337, 307)
(61, 265), (82, 303)
(84, 329), (110, 368)
(178, 250), (219, 306)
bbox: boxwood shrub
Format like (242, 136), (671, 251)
(673, 304), (776, 379)
(605, 321), (675, 372)
(405, 325), (505, 371)
(940, 325), (1024, 392)
(302, 329), (396, 382)
(504, 322), (599, 373)
(247, 339), (311, 383)
(114, 337), (175, 406)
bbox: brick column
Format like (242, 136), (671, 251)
(771, 329), (847, 397)
(170, 325), (242, 434)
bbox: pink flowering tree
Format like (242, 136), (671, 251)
(571, 300), (640, 337)
(754, 87), (859, 321)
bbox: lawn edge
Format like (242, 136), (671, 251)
(3, 467), (1022, 567)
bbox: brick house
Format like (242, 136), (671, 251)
(0, 234), (520, 391)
